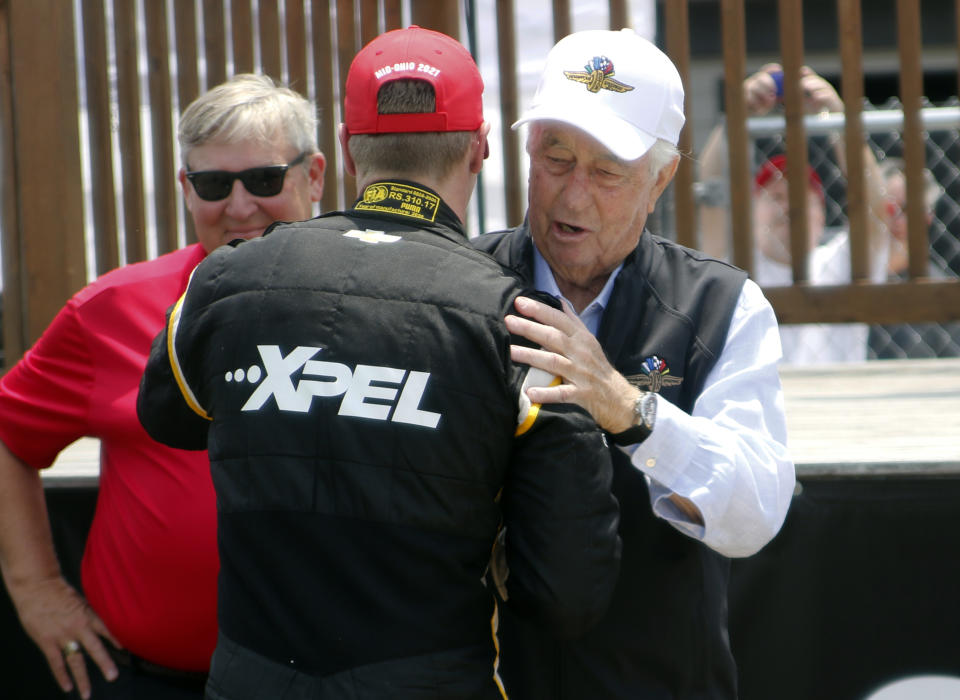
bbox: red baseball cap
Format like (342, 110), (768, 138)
(344, 25), (484, 135)
(754, 154), (824, 201)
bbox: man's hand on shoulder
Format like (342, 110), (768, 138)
(505, 295), (637, 433)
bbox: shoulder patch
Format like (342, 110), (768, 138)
(515, 368), (561, 436)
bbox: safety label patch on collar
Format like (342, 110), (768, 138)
(564, 56), (634, 94)
(355, 182), (440, 222)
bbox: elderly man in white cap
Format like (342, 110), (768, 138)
(475, 29), (795, 699)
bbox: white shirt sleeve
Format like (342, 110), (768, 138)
(625, 278), (796, 558)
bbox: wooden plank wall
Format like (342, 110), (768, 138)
(0, 0), (477, 367)
(2, 0), (87, 363)
(1, 0), (959, 370)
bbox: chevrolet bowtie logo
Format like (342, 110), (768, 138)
(564, 55), (634, 94)
(344, 229), (401, 244)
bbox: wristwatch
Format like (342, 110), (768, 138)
(609, 392), (657, 446)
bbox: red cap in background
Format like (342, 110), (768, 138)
(754, 153), (824, 201)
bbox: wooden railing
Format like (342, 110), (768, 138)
(2, 0), (959, 368)
(708, 0), (960, 325)
(0, 0), (461, 364)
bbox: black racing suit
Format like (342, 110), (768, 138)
(138, 181), (621, 700)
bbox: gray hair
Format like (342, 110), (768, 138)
(178, 74), (319, 166)
(644, 139), (680, 178)
(879, 156), (942, 214)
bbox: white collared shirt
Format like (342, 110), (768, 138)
(754, 229), (890, 365)
(532, 246), (795, 558)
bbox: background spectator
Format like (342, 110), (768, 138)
(868, 157), (960, 358)
(699, 64), (888, 364)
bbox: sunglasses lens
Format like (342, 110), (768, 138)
(241, 166), (287, 197)
(187, 159), (299, 201)
(190, 172), (234, 201)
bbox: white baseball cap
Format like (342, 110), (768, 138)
(513, 28), (685, 161)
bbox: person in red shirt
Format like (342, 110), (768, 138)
(0, 73), (325, 699)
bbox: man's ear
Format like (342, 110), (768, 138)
(470, 121), (492, 174)
(306, 152), (326, 203)
(338, 123), (357, 176)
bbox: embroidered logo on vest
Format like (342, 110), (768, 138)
(624, 355), (682, 393)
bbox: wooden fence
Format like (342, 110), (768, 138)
(1, 0), (959, 368)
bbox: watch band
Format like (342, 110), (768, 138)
(609, 392), (656, 446)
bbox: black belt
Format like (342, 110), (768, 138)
(108, 646), (208, 689)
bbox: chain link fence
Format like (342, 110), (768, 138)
(863, 99), (960, 360)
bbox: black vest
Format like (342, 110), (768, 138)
(474, 225), (748, 700)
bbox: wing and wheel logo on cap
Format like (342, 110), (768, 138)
(563, 56), (635, 94)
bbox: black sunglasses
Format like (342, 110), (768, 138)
(185, 151), (309, 201)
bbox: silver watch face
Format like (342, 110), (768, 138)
(640, 392), (657, 429)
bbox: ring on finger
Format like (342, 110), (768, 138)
(62, 639), (81, 656)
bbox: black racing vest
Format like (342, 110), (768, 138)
(474, 225), (748, 700)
